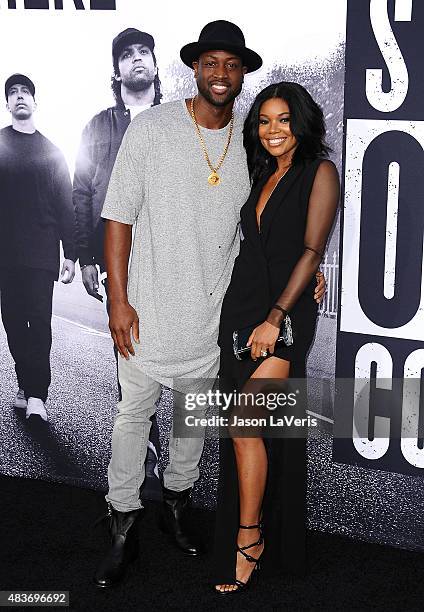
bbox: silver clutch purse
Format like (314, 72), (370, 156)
(232, 314), (293, 360)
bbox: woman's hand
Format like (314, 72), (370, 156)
(247, 321), (280, 360)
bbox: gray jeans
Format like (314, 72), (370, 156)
(105, 356), (208, 512)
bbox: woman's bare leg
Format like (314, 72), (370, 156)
(215, 357), (290, 592)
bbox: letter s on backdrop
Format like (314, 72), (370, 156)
(366, 0), (412, 112)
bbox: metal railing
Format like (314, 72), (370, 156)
(318, 251), (339, 318)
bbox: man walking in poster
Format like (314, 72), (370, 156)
(0, 74), (76, 422)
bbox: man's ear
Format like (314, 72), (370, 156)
(242, 66), (248, 75)
(114, 72), (122, 82)
(6, 103), (10, 113)
(192, 60), (199, 79)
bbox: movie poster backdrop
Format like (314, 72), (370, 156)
(3, 0), (421, 553)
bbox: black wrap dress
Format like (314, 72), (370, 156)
(213, 158), (338, 582)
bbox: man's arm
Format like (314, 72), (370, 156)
(53, 150), (77, 283)
(104, 220), (139, 359)
(73, 120), (101, 297)
(54, 152), (76, 259)
(101, 114), (147, 356)
(73, 121), (96, 266)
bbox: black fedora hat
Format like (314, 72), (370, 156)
(180, 20), (262, 73)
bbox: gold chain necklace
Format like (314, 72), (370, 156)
(190, 96), (234, 186)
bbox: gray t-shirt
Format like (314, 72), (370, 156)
(102, 99), (250, 392)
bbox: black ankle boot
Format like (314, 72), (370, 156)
(93, 503), (140, 588)
(160, 487), (203, 556)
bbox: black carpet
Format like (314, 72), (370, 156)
(1, 474), (424, 611)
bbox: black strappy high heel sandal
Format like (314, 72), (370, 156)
(215, 522), (264, 596)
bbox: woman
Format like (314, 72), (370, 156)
(213, 82), (339, 594)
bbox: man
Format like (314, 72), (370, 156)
(73, 27), (162, 303)
(73, 26), (162, 480)
(95, 21), (325, 588)
(0, 74), (76, 422)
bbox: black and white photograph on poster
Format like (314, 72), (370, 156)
(0, 0), (345, 505)
(2, 0), (424, 608)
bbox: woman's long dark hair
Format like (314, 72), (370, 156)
(243, 81), (330, 185)
(111, 49), (163, 106)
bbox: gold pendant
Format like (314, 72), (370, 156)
(208, 171), (220, 186)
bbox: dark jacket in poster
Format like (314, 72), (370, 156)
(73, 101), (130, 268)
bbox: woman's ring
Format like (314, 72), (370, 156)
(260, 349), (268, 357)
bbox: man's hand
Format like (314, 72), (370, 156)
(314, 271), (326, 304)
(104, 220), (134, 352)
(109, 301), (140, 359)
(60, 259), (76, 284)
(81, 264), (101, 298)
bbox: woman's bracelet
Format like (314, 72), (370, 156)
(266, 304), (287, 328)
(271, 304), (287, 318)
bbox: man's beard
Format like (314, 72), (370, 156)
(12, 106), (32, 120)
(122, 72), (155, 93)
(196, 79), (242, 107)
